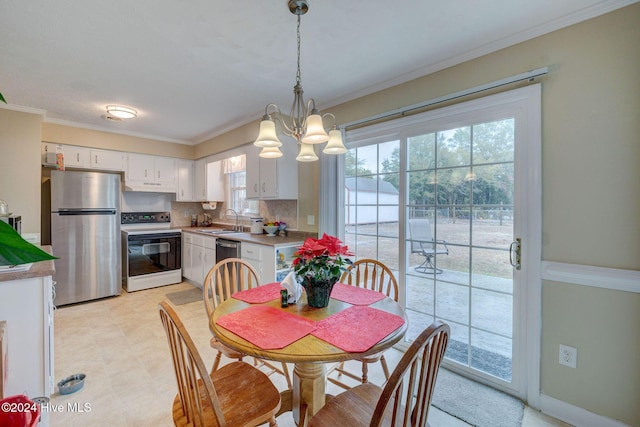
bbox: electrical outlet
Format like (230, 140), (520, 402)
(307, 215), (315, 225)
(559, 344), (577, 368)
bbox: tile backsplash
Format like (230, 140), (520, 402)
(170, 201), (205, 227)
(171, 199), (298, 229)
(259, 200), (297, 228)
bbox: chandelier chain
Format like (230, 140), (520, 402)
(296, 15), (301, 86)
(253, 0), (347, 160)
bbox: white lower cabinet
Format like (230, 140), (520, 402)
(182, 232), (216, 287)
(241, 242), (300, 284)
(0, 275), (54, 426)
(241, 242), (273, 283)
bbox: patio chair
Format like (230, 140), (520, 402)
(203, 258), (292, 388)
(158, 300), (281, 427)
(327, 259), (399, 389)
(309, 321), (450, 427)
(408, 218), (449, 274)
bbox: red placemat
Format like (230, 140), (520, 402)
(232, 282), (282, 303)
(216, 305), (316, 349)
(311, 306), (405, 353)
(330, 283), (386, 305)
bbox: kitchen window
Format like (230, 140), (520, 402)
(224, 155), (258, 215)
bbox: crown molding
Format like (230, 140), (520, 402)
(0, 103), (47, 116)
(43, 117), (193, 146)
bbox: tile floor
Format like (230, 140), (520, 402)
(50, 282), (571, 426)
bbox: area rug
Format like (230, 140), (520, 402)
(165, 287), (202, 306)
(431, 368), (524, 427)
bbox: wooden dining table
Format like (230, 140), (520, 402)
(209, 283), (408, 426)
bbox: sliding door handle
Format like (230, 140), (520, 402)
(509, 238), (521, 270)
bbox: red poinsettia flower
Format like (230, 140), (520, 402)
(318, 233), (354, 257)
(292, 234), (353, 283)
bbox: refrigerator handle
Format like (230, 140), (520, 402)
(56, 209), (117, 215)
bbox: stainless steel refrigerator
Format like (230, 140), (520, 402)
(50, 170), (121, 305)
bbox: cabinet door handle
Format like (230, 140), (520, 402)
(262, 183), (266, 193)
(77, 153), (80, 162)
(144, 169), (148, 178)
(158, 170), (161, 179)
(254, 183), (258, 192)
(94, 154), (98, 163)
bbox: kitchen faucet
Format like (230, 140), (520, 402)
(225, 209), (241, 231)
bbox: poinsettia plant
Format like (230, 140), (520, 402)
(292, 233), (353, 282)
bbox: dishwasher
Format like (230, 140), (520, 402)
(215, 238), (241, 263)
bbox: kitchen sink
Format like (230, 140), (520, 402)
(198, 229), (241, 235)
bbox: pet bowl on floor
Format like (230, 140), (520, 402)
(57, 373), (86, 395)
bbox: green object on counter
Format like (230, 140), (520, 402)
(0, 221), (58, 266)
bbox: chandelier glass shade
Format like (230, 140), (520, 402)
(253, 0), (346, 161)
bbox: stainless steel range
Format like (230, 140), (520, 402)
(121, 212), (182, 292)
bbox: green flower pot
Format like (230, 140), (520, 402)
(300, 276), (339, 308)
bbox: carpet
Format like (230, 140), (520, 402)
(432, 368), (524, 427)
(165, 287), (203, 306)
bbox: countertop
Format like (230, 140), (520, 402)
(0, 245), (56, 283)
(180, 227), (316, 247)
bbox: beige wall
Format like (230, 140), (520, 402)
(0, 109), (43, 234)
(543, 281), (640, 424)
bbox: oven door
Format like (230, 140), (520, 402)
(126, 232), (181, 277)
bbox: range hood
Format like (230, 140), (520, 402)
(123, 181), (176, 193)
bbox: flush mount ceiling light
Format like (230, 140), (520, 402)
(105, 105), (137, 120)
(253, 0), (347, 162)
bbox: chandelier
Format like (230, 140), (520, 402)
(253, 0), (347, 162)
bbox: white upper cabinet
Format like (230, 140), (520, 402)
(154, 156), (177, 184)
(177, 159), (194, 201)
(90, 149), (125, 171)
(245, 141), (298, 199)
(125, 154), (177, 192)
(194, 158), (208, 201)
(64, 145), (91, 168)
(193, 158), (225, 202)
(126, 153), (155, 182)
(207, 160), (225, 201)
(41, 143), (124, 171)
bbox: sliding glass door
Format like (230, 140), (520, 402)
(403, 120), (515, 382)
(340, 86), (541, 399)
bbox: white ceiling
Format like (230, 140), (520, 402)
(0, 0), (634, 145)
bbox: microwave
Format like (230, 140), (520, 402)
(1, 215), (21, 234)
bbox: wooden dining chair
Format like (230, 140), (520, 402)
(203, 258), (292, 388)
(327, 258), (399, 389)
(309, 321), (450, 427)
(158, 300), (281, 427)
